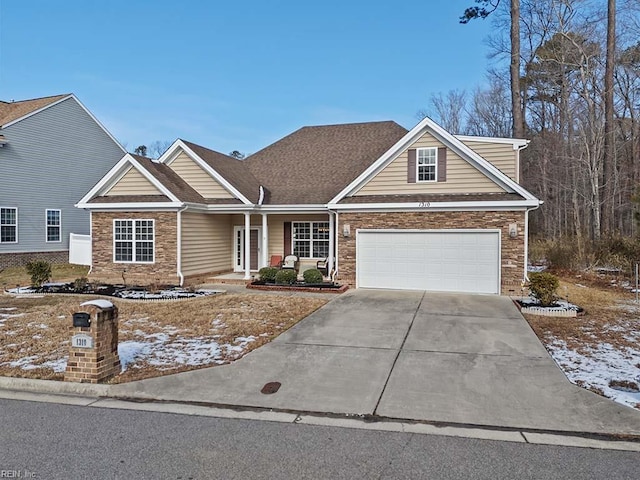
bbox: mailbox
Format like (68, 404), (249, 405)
(72, 312), (91, 328)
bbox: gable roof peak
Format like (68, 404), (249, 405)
(0, 93), (72, 126)
(178, 139), (240, 161)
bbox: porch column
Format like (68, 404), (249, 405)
(328, 212), (335, 276)
(261, 213), (268, 268)
(244, 213), (251, 280)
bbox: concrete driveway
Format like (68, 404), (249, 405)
(111, 289), (640, 435)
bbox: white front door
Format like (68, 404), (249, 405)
(234, 227), (262, 272)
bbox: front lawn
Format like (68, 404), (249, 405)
(523, 273), (640, 410)
(0, 292), (327, 383)
(1, 264), (89, 289)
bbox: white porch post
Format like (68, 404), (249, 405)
(328, 212), (335, 276)
(244, 213), (251, 280)
(261, 213), (268, 268)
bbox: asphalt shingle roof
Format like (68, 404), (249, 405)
(0, 94), (69, 126)
(181, 140), (262, 203)
(245, 121), (409, 204)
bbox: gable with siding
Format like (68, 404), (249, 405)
(354, 131), (505, 196)
(167, 150), (235, 199)
(0, 95), (124, 255)
(105, 166), (163, 196)
(458, 139), (519, 183)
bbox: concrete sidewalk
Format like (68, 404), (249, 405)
(2, 289), (640, 438)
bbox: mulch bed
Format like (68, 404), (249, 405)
(247, 281), (348, 293)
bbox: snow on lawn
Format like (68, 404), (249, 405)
(547, 339), (640, 409)
(1, 328), (258, 376)
(118, 334), (256, 372)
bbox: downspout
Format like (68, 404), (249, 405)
(328, 208), (339, 281)
(258, 186), (265, 206)
(515, 141), (530, 184)
(176, 205), (188, 286)
(523, 201), (542, 283)
(88, 210), (93, 275)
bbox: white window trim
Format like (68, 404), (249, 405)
(0, 206), (18, 244)
(45, 209), (62, 243)
(292, 221), (330, 259)
(113, 219), (155, 264)
(416, 147), (438, 183)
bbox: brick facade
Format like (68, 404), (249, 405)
(335, 211), (526, 295)
(0, 250), (69, 269)
(90, 211), (180, 286)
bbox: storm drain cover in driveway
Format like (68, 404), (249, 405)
(261, 382), (281, 394)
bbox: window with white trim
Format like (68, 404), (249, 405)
(114, 219), (154, 263)
(292, 221), (329, 258)
(46, 209), (61, 242)
(0, 207), (17, 243)
(417, 147), (437, 182)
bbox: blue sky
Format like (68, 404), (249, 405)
(0, 0), (497, 155)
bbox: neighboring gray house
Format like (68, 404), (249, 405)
(0, 94), (125, 268)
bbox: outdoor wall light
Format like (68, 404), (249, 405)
(342, 224), (351, 237)
(509, 223), (518, 238)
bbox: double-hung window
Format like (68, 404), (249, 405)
(114, 219), (154, 263)
(46, 209), (61, 242)
(417, 147), (437, 182)
(292, 221), (329, 258)
(0, 207), (17, 243)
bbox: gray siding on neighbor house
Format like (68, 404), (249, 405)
(0, 97), (125, 255)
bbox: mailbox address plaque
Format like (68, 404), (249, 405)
(72, 333), (93, 349)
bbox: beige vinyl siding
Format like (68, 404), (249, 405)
(462, 140), (518, 183)
(105, 167), (162, 196)
(181, 212), (232, 276)
(355, 131), (504, 196)
(230, 214), (329, 262)
(168, 151), (235, 199)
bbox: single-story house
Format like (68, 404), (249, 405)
(76, 117), (541, 295)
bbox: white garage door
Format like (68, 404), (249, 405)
(357, 230), (500, 294)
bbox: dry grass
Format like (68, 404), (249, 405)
(0, 264), (89, 289)
(524, 275), (640, 354)
(0, 292), (327, 383)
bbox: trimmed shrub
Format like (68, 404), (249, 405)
(26, 260), (52, 287)
(275, 269), (298, 285)
(528, 272), (559, 307)
(258, 267), (278, 283)
(303, 268), (323, 284)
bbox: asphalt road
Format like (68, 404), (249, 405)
(0, 398), (638, 480)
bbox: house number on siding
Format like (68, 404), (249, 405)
(418, 202), (431, 208)
(72, 334), (93, 349)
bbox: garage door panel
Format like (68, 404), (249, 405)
(357, 230), (500, 294)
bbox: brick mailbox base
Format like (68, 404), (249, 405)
(64, 300), (121, 383)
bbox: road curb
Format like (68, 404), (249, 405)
(0, 376), (109, 397)
(2, 379), (640, 448)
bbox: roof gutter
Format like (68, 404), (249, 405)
(328, 199), (541, 212)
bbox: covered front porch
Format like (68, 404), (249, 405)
(179, 209), (338, 282)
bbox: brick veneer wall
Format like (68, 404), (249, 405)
(64, 304), (121, 383)
(0, 251), (69, 269)
(90, 211), (180, 286)
(336, 211), (526, 295)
